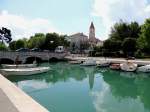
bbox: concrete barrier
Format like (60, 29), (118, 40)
(0, 74), (49, 112)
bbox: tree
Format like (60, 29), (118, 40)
(110, 20), (131, 41)
(122, 38), (137, 56)
(8, 32), (70, 51)
(15, 39), (25, 49)
(22, 38), (28, 48)
(0, 42), (8, 51)
(41, 33), (70, 51)
(103, 39), (121, 52)
(0, 27), (12, 44)
(9, 41), (16, 50)
(110, 20), (140, 41)
(138, 18), (150, 54)
(129, 22), (141, 39)
(28, 33), (45, 49)
(59, 35), (70, 47)
(42, 33), (60, 50)
(103, 20), (141, 57)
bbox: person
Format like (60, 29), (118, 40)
(15, 55), (19, 65)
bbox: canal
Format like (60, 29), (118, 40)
(6, 62), (150, 112)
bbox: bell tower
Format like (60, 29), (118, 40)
(89, 22), (95, 42)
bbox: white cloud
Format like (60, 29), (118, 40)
(92, 0), (150, 40)
(18, 80), (49, 90)
(91, 79), (146, 112)
(0, 10), (59, 40)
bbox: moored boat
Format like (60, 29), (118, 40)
(80, 59), (96, 66)
(120, 62), (137, 72)
(1, 64), (37, 69)
(137, 65), (150, 73)
(0, 67), (50, 76)
(97, 62), (110, 68)
(69, 60), (83, 64)
(110, 63), (120, 70)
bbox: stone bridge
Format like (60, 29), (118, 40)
(0, 51), (67, 64)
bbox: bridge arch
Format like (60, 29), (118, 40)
(0, 51), (67, 63)
(25, 57), (42, 64)
(0, 58), (14, 64)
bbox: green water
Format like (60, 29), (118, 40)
(6, 62), (150, 112)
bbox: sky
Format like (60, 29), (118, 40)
(0, 0), (150, 40)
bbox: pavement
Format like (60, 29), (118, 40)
(0, 88), (19, 112)
(0, 74), (49, 112)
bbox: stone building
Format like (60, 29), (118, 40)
(89, 22), (103, 47)
(69, 33), (89, 53)
(69, 22), (103, 53)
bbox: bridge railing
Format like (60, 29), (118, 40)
(0, 51), (67, 61)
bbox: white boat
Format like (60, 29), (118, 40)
(0, 67), (50, 76)
(97, 61), (110, 68)
(137, 65), (150, 73)
(1, 64), (37, 69)
(120, 62), (137, 72)
(69, 60), (83, 64)
(80, 59), (96, 66)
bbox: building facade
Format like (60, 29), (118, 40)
(69, 22), (103, 53)
(69, 33), (89, 53)
(89, 22), (103, 46)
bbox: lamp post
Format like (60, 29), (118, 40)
(48, 41), (54, 63)
(50, 41), (54, 52)
(50, 41), (54, 44)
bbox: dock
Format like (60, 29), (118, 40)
(66, 56), (150, 65)
(0, 74), (49, 112)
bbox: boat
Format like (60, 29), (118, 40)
(1, 63), (37, 69)
(69, 60), (83, 64)
(120, 62), (137, 72)
(137, 65), (150, 73)
(97, 62), (110, 68)
(0, 67), (50, 76)
(110, 63), (120, 70)
(80, 59), (96, 66)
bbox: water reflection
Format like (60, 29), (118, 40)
(6, 63), (150, 112)
(93, 69), (150, 112)
(82, 66), (97, 90)
(7, 63), (97, 91)
(102, 70), (138, 99)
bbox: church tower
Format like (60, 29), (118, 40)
(89, 22), (96, 43)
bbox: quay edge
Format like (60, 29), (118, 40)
(65, 56), (150, 66)
(0, 74), (49, 112)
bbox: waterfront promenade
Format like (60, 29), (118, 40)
(66, 56), (150, 65)
(0, 74), (48, 112)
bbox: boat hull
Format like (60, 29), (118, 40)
(97, 63), (110, 68)
(0, 67), (50, 76)
(120, 63), (137, 72)
(69, 60), (82, 64)
(138, 65), (150, 73)
(80, 63), (96, 66)
(2, 64), (37, 69)
(80, 59), (96, 66)
(110, 64), (120, 70)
